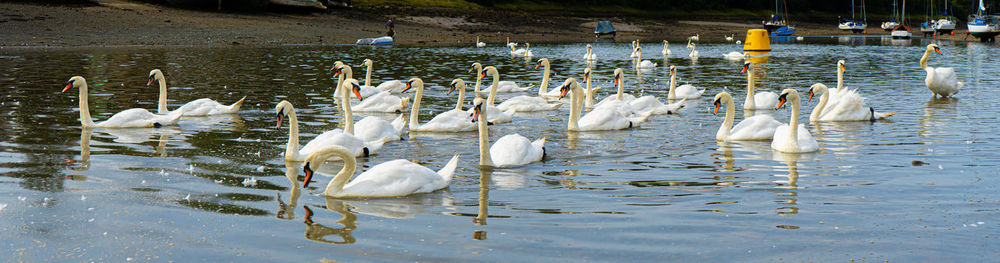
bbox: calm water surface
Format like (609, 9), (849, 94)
(2, 37), (999, 262)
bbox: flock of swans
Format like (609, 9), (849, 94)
(60, 40), (963, 199)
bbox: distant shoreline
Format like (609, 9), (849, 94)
(0, 1), (973, 48)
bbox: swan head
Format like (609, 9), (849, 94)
(712, 92), (730, 114)
(669, 65), (676, 76)
(346, 78), (363, 100)
(584, 67), (591, 81)
(808, 83), (828, 102)
(275, 100), (294, 129)
(586, 44), (592, 50)
(301, 145), (354, 188)
(329, 61), (344, 72)
(927, 44), (942, 55)
(469, 62), (482, 73)
(449, 79), (464, 95)
(147, 69), (163, 87)
(471, 97), (485, 123)
(479, 66), (497, 81)
(837, 60), (846, 73)
(612, 68), (624, 87)
(63, 76), (85, 93)
(741, 62), (752, 73)
(401, 77), (422, 93)
(363, 59), (373, 67)
(332, 65), (344, 78)
(557, 78), (578, 99)
(535, 58), (547, 69)
(776, 89), (799, 110)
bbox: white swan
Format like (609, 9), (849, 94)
(343, 80), (405, 143)
(628, 67), (687, 115)
(362, 59), (406, 94)
(689, 43), (700, 59)
(661, 40), (671, 57)
(582, 44), (597, 60)
(635, 47), (657, 69)
(920, 43), (963, 97)
(723, 51), (745, 61)
(148, 69), (245, 116)
(630, 40), (640, 58)
(741, 62), (778, 111)
(476, 36), (486, 48)
(472, 65), (529, 93)
(473, 97), (546, 168)
(334, 64), (381, 98)
(275, 100), (368, 162)
(557, 78), (650, 131)
(523, 43), (534, 57)
(507, 37), (517, 49)
(510, 44), (526, 56)
(808, 83), (896, 122)
(301, 145), (459, 198)
(402, 78), (478, 132)
(689, 34), (700, 42)
(63, 76), (182, 128)
(772, 89), (820, 153)
(725, 34), (734, 42)
(535, 58), (562, 98)
(470, 66), (517, 123)
(712, 92), (782, 141)
(336, 65), (409, 113)
(595, 68), (637, 108)
(667, 65), (706, 100)
(497, 74), (564, 112)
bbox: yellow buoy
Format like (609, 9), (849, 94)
(743, 29), (771, 52)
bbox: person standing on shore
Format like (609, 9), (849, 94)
(386, 18), (395, 37)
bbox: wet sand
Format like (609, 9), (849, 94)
(0, 1), (973, 48)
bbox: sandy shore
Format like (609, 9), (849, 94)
(0, 1), (973, 48)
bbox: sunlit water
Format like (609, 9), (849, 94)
(2, 37), (999, 262)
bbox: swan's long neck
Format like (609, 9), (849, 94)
(615, 77), (624, 100)
(156, 76), (169, 115)
(341, 83), (354, 135)
(836, 65), (844, 90)
(538, 63), (550, 96)
(473, 65), (483, 95)
(789, 95), (801, 148)
(364, 63), (373, 87)
(568, 81), (583, 131)
(334, 69), (345, 99)
(322, 149), (357, 196)
(718, 94), (736, 140)
(810, 88), (829, 122)
(488, 70), (499, 106)
(667, 71), (677, 100)
(455, 84), (466, 111)
(920, 47), (932, 70)
(285, 108), (301, 160)
(744, 68), (755, 110)
(477, 105), (493, 167)
(78, 81), (95, 127)
(408, 83), (424, 129)
(585, 74), (595, 109)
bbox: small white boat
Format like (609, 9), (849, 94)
(356, 36), (393, 46)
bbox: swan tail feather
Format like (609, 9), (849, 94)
(391, 114), (406, 134)
(875, 111), (897, 119)
(549, 102), (564, 110)
(437, 154), (461, 183)
(165, 109), (184, 125)
(365, 139), (386, 154)
(531, 137), (546, 149)
(226, 96), (247, 113)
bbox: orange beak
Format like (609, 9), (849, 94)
(535, 62), (541, 69)
(62, 83), (73, 93)
(558, 86), (570, 99)
(333, 70), (341, 78)
(471, 106), (481, 122)
(447, 85), (456, 95)
(713, 101), (721, 114)
(147, 77), (154, 87)
(478, 71), (486, 81)
(934, 48), (943, 55)
(776, 98), (787, 110)
(353, 87), (363, 100)
(613, 76), (619, 87)
(302, 164), (314, 188)
(401, 83), (412, 93)
(840, 64), (846, 73)
(808, 90), (815, 102)
(741, 65), (748, 73)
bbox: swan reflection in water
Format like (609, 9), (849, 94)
(773, 151), (812, 218)
(473, 168), (492, 240)
(68, 128), (179, 172)
(95, 126), (182, 144)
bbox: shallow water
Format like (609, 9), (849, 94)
(2, 37), (999, 262)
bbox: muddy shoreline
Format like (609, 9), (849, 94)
(0, 1), (973, 48)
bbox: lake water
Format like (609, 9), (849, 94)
(2, 37), (999, 262)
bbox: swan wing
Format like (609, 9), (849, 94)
(341, 159), (448, 197)
(676, 84), (705, 99)
(300, 130), (367, 158)
(752, 92), (779, 109)
(931, 67), (962, 96)
(497, 95), (562, 112)
(628, 96), (664, 113)
(728, 114), (782, 140)
(96, 108), (181, 128)
(352, 91), (405, 112)
(356, 116), (401, 143)
(819, 89), (871, 121)
(490, 134), (544, 167)
(795, 124), (820, 152)
(419, 109), (477, 132)
(358, 85), (381, 98)
(578, 107), (631, 131)
(376, 80), (405, 93)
